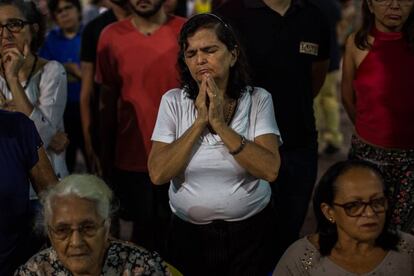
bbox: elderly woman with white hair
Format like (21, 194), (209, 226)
(15, 174), (170, 275)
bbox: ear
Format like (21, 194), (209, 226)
(321, 202), (336, 223)
(230, 46), (238, 67)
(32, 23), (39, 34)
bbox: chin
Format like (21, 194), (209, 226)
(65, 257), (96, 274)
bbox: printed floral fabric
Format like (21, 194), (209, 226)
(14, 239), (170, 275)
(349, 135), (414, 233)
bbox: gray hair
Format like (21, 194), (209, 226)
(43, 174), (113, 223)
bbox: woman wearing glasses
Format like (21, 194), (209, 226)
(15, 174), (170, 275)
(0, 0), (68, 178)
(341, 0), (414, 232)
(274, 160), (414, 275)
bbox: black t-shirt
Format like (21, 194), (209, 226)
(216, 0), (330, 149)
(80, 9), (117, 63)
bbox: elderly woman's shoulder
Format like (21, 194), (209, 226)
(397, 231), (414, 255)
(14, 247), (64, 275)
(273, 235), (322, 276)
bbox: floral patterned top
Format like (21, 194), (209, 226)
(14, 239), (171, 275)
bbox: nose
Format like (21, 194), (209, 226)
(389, 0), (401, 8)
(68, 229), (85, 247)
(0, 26), (12, 39)
(196, 52), (207, 65)
(361, 204), (376, 217)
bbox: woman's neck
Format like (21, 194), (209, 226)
(17, 53), (36, 80)
(334, 234), (377, 256)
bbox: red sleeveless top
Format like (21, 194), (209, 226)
(353, 27), (414, 149)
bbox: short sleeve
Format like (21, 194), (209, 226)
(316, 10), (330, 61)
(80, 20), (97, 63)
(253, 88), (283, 144)
(17, 113), (43, 171)
(151, 90), (179, 144)
(95, 26), (121, 89)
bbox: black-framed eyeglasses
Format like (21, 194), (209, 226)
(55, 4), (75, 15)
(333, 197), (388, 217)
(373, 0), (414, 6)
(0, 19), (31, 34)
(48, 219), (106, 240)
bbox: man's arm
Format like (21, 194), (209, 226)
(80, 61), (101, 172)
(99, 84), (118, 180)
(311, 59), (330, 98)
(29, 147), (58, 194)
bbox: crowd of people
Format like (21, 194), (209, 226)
(1, 0), (413, 275)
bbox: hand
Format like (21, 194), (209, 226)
(48, 131), (70, 154)
(64, 62), (81, 80)
(1, 43), (29, 81)
(85, 142), (102, 175)
(194, 75), (209, 127)
(1, 99), (17, 112)
(205, 75), (225, 130)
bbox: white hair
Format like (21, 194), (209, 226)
(43, 174), (113, 223)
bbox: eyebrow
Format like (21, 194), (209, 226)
(340, 193), (384, 201)
(185, 45), (219, 53)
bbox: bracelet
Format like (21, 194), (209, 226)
(229, 135), (247, 155)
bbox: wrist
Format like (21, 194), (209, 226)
(211, 121), (227, 135)
(194, 117), (208, 130)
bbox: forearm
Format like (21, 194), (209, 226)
(342, 95), (356, 124)
(80, 80), (93, 147)
(99, 85), (118, 178)
(149, 120), (206, 185)
(30, 147), (58, 195)
(311, 60), (330, 98)
(215, 124), (280, 182)
(7, 77), (34, 116)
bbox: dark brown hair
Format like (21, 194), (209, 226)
(354, 0), (414, 50)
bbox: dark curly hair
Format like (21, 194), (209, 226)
(355, 0), (414, 51)
(313, 159), (399, 256)
(177, 13), (252, 100)
(0, 0), (46, 53)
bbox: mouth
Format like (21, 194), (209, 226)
(197, 69), (210, 76)
(137, 0), (151, 5)
(387, 14), (402, 20)
(68, 252), (89, 258)
(1, 43), (16, 49)
(360, 222), (379, 229)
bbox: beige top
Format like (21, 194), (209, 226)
(273, 232), (414, 276)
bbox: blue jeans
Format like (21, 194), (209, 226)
(271, 145), (318, 261)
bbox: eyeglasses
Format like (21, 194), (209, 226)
(48, 220), (106, 240)
(333, 197), (388, 217)
(55, 4), (75, 15)
(373, 0), (414, 7)
(0, 19), (31, 34)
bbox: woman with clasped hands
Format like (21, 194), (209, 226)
(273, 160), (414, 276)
(149, 13), (281, 275)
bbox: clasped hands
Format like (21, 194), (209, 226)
(195, 74), (227, 132)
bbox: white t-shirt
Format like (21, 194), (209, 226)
(151, 87), (281, 224)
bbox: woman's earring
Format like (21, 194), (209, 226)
(329, 217), (335, 223)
